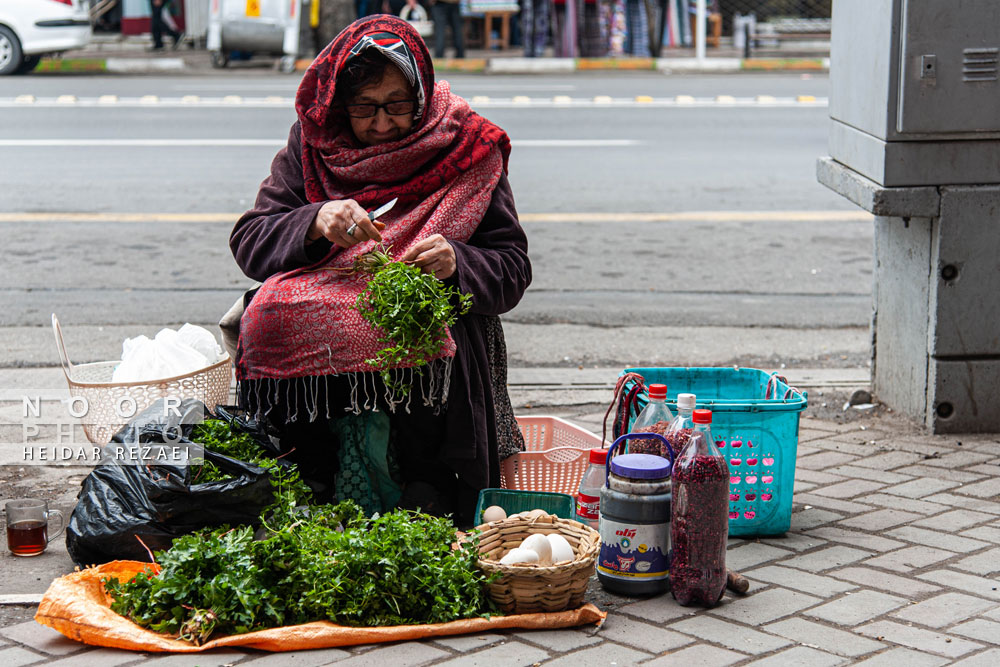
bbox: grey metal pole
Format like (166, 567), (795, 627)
(695, 0), (706, 64)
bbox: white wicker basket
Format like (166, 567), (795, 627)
(52, 315), (233, 445)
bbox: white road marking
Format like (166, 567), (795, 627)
(0, 95), (830, 108)
(0, 210), (873, 224)
(512, 139), (639, 147)
(520, 211), (871, 223)
(0, 139), (287, 147)
(455, 83), (578, 91)
(0, 138), (640, 148)
(169, 83), (298, 91)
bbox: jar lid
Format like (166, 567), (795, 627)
(589, 448), (608, 465)
(610, 453), (671, 479)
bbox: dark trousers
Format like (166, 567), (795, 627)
(432, 2), (465, 58)
(150, 2), (181, 48)
(244, 374), (475, 524)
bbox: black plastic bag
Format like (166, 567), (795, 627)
(65, 399), (276, 566)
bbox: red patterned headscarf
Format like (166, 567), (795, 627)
(295, 15), (510, 209)
(237, 16), (511, 416)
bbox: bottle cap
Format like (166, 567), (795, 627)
(676, 393), (696, 410)
(610, 453), (671, 480)
(588, 448), (608, 465)
(647, 384), (667, 400)
(693, 409), (712, 424)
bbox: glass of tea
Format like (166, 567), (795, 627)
(4, 499), (65, 557)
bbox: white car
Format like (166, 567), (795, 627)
(0, 0), (91, 75)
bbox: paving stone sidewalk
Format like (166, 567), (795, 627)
(2, 407), (999, 666)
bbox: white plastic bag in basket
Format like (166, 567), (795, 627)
(111, 325), (223, 383)
(177, 323), (225, 365)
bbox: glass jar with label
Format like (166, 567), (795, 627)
(597, 432), (674, 596)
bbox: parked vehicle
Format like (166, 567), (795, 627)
(0, 0), (91, 75)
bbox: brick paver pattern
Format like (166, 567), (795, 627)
(2, 414), (999, 665)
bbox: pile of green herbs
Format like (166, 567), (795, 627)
(188, 419), (307, 503)
(103, 498), (496, 645)
(353, 245), (471, 392)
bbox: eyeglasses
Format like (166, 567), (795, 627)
(343, 99), (417, 118)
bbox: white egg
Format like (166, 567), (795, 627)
(481, 505), (507, 523)
(499, 547), (540, 565)
(547, 534), (575, 563)
(520, 533), (553, 565)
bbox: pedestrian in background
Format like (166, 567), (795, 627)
(386, 0), (420, 14)
(149, 0), (182, 51)
(431, 0), (465, 58)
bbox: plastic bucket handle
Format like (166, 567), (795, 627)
(765, 372), (805, 401)
(605, 432), (674, 485)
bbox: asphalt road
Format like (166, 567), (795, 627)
(0, 71), (871, 370)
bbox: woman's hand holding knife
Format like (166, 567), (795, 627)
(308, 199), (385, 247)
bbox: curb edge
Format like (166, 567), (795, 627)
(35, 56), (830, 75)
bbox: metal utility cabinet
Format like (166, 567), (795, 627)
(818, 0), (1000, 433)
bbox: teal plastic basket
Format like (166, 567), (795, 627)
(474, 488), (577, 526)
(621, 367), (808, 536)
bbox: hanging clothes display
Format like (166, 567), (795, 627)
(553, 0), (609, 57)
(624, 0), (649, 56)
(579, 0), (608, 56)
(521, 0), (549, 56)
(551, 0), (579, 57)
(606, 0), (626, 56)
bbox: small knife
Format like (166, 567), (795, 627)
(368, 197), (398, 224)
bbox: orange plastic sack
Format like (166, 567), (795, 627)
(36, 561), (606, 653)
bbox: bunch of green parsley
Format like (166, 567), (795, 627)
(353, 245), (472, 392)
(103, 499), (495, 644)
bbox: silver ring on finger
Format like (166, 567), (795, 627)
(346, 223), (358, 238)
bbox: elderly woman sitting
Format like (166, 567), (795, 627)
(230, 16), (531, 525)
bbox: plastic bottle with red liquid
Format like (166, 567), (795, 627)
(628, 383), (673, 457)
(575, 448), (608, 529)
(663, 392), (697, 458)
(670, 409), (730, 607)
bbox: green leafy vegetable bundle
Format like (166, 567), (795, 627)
(186, 420), (311, 511)
(187, 418), (305, 491)
(103, 500), (495, 645)
(190, 419), (269, 473)
(353, 246), (472, 390)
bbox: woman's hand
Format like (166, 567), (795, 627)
(400, 234), (456, 279)
(308, 199), (384, 248)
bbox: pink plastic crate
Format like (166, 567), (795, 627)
(501, 416), (605, 495)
